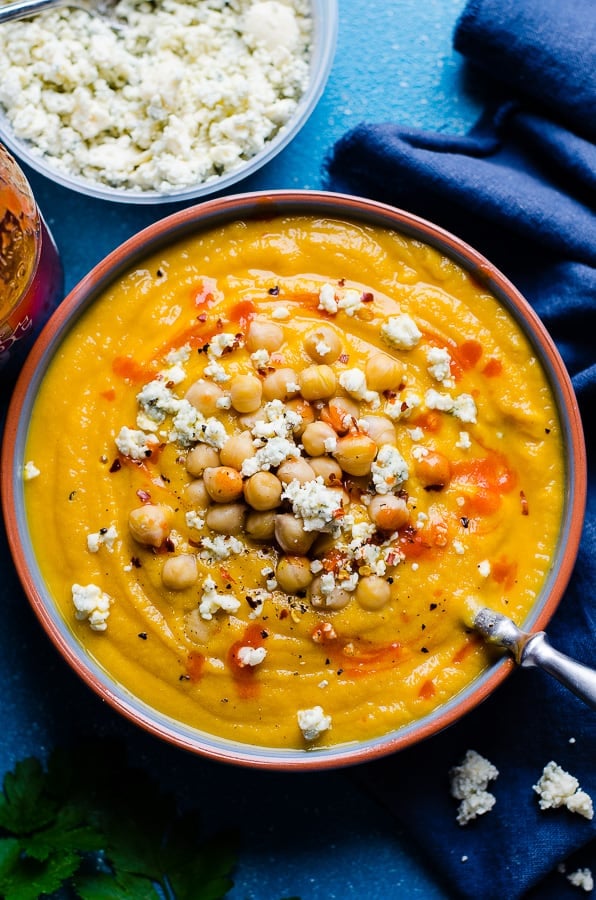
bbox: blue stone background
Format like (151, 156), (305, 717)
(1, 2), (485, 896)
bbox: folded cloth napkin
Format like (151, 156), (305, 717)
(325, 0), (596, 897)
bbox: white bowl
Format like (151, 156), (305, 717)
(0, 0), (337, 204)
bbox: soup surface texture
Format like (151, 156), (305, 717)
(24, 215), (564, 750)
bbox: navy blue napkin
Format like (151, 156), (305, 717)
(326, 0), (596, 897)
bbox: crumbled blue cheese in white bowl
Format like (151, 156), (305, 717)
(0, 0), (337, 203)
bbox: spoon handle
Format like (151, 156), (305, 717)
(520, 632), (596, 710)
(0, 0), (66, 23)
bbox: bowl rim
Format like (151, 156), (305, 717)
(1, 189), (587, 770)
(0, 0), (338, 205)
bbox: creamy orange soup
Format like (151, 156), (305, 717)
(24, 215), (564, 749)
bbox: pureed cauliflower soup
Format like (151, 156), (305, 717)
(24, 214), (564, 750)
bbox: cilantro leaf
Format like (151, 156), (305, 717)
(0, 741), (239, 899)
(165, 829), (239, 900)
(76, 870), (161, 899)
(0, 758), (56, 835)
(0, 849), (80, 900)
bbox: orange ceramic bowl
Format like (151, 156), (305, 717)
(1, 191), (586, 769)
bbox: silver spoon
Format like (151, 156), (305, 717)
(466, 599), (596, 710)
(0, 0), (119, 25)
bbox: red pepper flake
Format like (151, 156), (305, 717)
(100, 388), (116, 401)
(338, 353), (349, 364)
(197, 313), (207, 323)
(520, 490), (529, 515)
(186, 652), (205, 682)
(138, 632), (148, 640)
(268, 285), (280, 296)
(361, 291), (374, 303)
(279, 608), (289, 620)
(136, 489), (151, 503)
(131, 556), (142, 568)
(220, 566), (235, 583)
(164, 537), (175, 553)
(109, 458), (122, 473)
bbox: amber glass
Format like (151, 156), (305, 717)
(0, 143), (63, 381)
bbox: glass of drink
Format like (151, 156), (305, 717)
(0, 143), (63, 383)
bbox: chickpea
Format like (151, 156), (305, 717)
(365, 353), (405, 392)
(309, 575), (352, 610)
(303, 325), (343, 364)
(298, 364), (337, 401)
(184, 478), (210, 508)
(128, 504), (173, 548)
(308, 456), (343, 485)
(321, 396), (360, 434)
(203, 466), (244, 503)
(276, 556), (313, 594)
(356, 575), (392, 610)
(302, 421), (338, 457)
(239, 409), (266, 430)
(246, 319), (284, 353)
(277, 458), (316, 485)
(229, 373), (263, 413)
(262, 367), (299, 401)
(368, 493), (410, 532)
(205, 502), (246, 535)
(415, 450), (451, 489)
(274, 514), (316, 555)
(186, 444), (220, 478)
(185, 379), (225, 417)
(245, 510), (276, 541)
(219, 431), (255, 470)
(243, 471), (283, 511)
(333, 434), (378, 476)
(361, 415), (396, 447)
(285, 398), (315, 436)
(162, 554), (199, 591)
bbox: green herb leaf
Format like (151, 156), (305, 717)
(0, 849), (80, 900)
(0, 758), (56, 835)
(76, 870), (161, 899)
(0, 741), (239, 898)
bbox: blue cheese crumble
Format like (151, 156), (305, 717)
(533, 761), (594, 820)
(297, 705), (332, 741)
(72, 583), (113, 631)
(449, 749), (499, 826)
(0, 0), (313, 194)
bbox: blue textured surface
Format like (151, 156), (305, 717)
(0, 2), (482, 897)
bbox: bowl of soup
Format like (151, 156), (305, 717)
(1, 190), (586, 769)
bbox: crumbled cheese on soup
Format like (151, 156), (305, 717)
(297, 705), (332, 741)
(72, 583), (112, 631)
(282, 477), (343, 532)
(115, 426), (159, 460)
(242, 436), (299, 476)
(199, 576), (241, 621)
(338, 369), (379, 406)
(426, 346), (452, 382)
(425, 389), (478, 424)
(371, 445), (409, 495)
(87, 525), (118, 553)
(381, 314), (422, 350)
(0, 0), (313, 193)
(533, 761), (594, 819)
(449, 749), (499, 826)
(199, 535), (244, 561)
(237, 645), (267, 667)
(23, 460), (41, 480)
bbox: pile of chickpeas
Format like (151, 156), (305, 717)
(127, 314), (452, 613)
